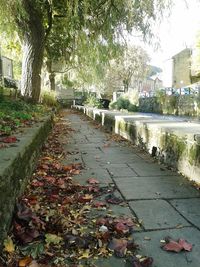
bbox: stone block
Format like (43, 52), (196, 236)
(0, 116), (53, 245)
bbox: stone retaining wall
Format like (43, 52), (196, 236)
(139, 95), (200, 117)
(73, 105), (200, 184)
(0, 116), (53, 244)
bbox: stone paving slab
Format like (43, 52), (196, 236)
(107, 164), (138, 177)
(129, 199), (191, 230)
(65, 139), (89, 145)
(101, 154), (142, 164)
(133, 227), (200, 267)
(114, 176), (200, 200)
(86, 137), (108, 143)
(127, 162), (175, 176)
(82, 153), (142, 165)
(170, 198), (200, 229)
(73, 168), (113, 185)
(101, 146), (138, 154)
(62, 154), (83, 165)
(81, 156), (109, 168)
(92, 256), (128, 267)
(67, 143), (102, 150)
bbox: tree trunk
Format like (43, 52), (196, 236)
(46, 59), (56, 91)
(21, 34), (45, 103)
(17, 0), (49, 103)
(49, 73), (56, 91)
(123, 79), (129, 92)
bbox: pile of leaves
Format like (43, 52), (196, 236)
(0, 113), (154, 267)
(0, 99), (49, 146)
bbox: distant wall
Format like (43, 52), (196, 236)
(139, 95), (200, 117)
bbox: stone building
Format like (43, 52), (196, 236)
(138, 66), (163, 97)
(172, 48), (192, 88)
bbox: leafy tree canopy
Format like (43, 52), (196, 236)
(0, 0), (171, 102)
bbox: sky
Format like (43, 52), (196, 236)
(131, 0), (200, 86)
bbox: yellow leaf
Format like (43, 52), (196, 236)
(45, 233), (63, 245)
(4, 237), (15, 253)
(78, 250), (91, 259)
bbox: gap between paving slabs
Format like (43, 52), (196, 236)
(0, 110), (153, 267)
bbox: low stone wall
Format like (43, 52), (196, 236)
(0, 116), (53, 244)
(73, 105), (200, 184)
(139, 95), (200, 117)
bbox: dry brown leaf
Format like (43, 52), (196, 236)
(18, 256), (32, 267)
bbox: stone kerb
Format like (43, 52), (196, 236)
(0, 116), (53, 244)
(72, 105), (200, 183)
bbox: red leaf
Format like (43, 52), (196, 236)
(52, 162), (62, 170)
(162, 240), (182, 252)
(108, 238), (128, 257)
(179, 239), (192, 252)
(44, 176), (56, 184)
(31, 180), (44, 187)
(162, 237), (193, 253)
(88, 186), (99, 193)
(114, 217), (134, 227)
(100, 231), (111, 242)
(63, 164), (74, 171)
(78, 194), (93, 203)
(93, 201), (107, 208)
(39, 164), (49, 170)
(96, 218), (108, 226)
(141, 257), (154, 267)
(105, 194), (123, 204)
(16, 203), (34, 222)
(2, 136), (17, 143)
(115, 222), (129, 234)
(87, 178), (99, 184)
(129, 256), (153, 267)
(25, 196), (38, 205)
(18, 232), (34, 244)
(49, 194), (60, 201)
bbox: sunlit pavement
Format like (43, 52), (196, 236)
(62, 111), (200, 267)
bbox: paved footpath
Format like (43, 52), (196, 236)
(63, 111), (200, 267)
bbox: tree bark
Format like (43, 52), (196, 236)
(49, 73), (56, 91)
(46, 59), (56, 91)
(17, 0), (52, 103)
(21, 34), (45, 102)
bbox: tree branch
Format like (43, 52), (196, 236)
(45, 0), (53, 41)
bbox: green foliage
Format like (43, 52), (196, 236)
(128, 103), (139, 112)
(0, 0), (171, 102)
(61, 75), (74, 88)
(20, 242), (45, 259)
(0, 86), (4, 102)
(84, 95), (103, 108)
(155, 91), (178, 114)
(110, 97), (138, 112)
(155, 89), (166, 105)
(0, 98), (48, 136)
(41, 91), (58, 107)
